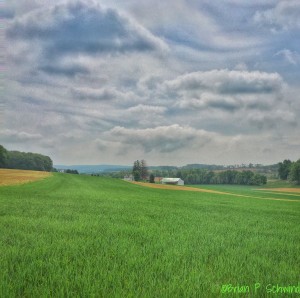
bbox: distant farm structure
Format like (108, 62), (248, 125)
(161, 178), (184, 186)
(123, 175), (133, 181)
(154, 177), (163, 183)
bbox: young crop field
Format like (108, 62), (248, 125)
(0, 172), (299, 297)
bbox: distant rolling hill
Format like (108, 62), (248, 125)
(54, 164), (131, 174)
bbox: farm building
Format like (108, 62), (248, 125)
(154, 177), (163, 183)
(123, 175), (133, 181)
(161, 178), (184, 185)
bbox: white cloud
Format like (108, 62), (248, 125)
(254, 0), (300, 31)
(127, 104), (166, 114)
(0, 129), (42, 143)
(162, 69), (284, 112)
(275, 49), (299, 65)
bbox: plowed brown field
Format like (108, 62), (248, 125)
(0, 169), (51, 186)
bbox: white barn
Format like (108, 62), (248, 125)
(161, 178), (184, 186)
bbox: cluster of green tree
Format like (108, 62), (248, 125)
(182, 164), (225, 170)
(278, 159), (300, 184)
(132, 160), (149, 181)
(89, 170), (130, 179)
(65, 169), (79, 174)
(152, 168), (267, 185)
(0, 145), (53, 172)
(52, 168), (79, 174)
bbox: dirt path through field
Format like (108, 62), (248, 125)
(129, 181), (300, 202)
(255, 191), (300, 197)
(0, 169), (51, 186)
(129, 181), (230, 194)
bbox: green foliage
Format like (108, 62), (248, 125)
(132, 159), (148, 181)
(140, 159), (149, 180)
(289, 159), (300, 185)
(0, 174), (299, 296)
(0, 145), (8, 167)
(65, 169), (79, 174)
(278, 159), (292, 180)
(133, 170), (141, 181)
(149, 173), (155, 183)
(277, 158), (300, 184)
(152, 168), (267, 185)
(132, 160), (141, 181)
(0, 145), (53, 171)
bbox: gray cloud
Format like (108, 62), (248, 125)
(40, 63), (90, 77)
(164, 69), (283, 94)
(108, 125), (212, 153)
(0, 8), (15, 19)
(2, 1), (299, 165)
(7, 1), (168, 57)
(71, 87), (122, 101)
(275, 49), (300, 65)
(0, 129), (42, 143)
(162, 69), (284, 112)
(254, 0), (300, 31)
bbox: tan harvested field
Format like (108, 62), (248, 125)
(0, 169), (52, 186)
(258, 188), (300, 193)
(130, 181), (233, 194)
(129, 181), (300, 202)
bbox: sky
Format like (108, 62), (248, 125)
(1, 0), (300, 166)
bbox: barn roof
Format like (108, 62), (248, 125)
(161, 178), (182, 183)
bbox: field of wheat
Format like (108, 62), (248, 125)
(0, 169), (51, 186)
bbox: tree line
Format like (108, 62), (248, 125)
(0, 145), (53, 172)
(278, 159), (300, 184)
(151, 168), (267, 185)
(128, 159), (267, 185)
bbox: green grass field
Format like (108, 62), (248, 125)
(1, 173), (299, 297)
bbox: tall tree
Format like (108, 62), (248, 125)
(140, 159), (149, 180)
(289, 159), (300, 185)
(132, 160), (141, 181)
(278, 159), (292, 180)
(149, 174), (155, 183)
(0, 145), (8, 168)
(132, 160), (149, 181)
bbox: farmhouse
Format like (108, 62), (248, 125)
(161, 178), (184, 185)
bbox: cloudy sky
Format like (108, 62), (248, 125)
(1, 0), (299, 166)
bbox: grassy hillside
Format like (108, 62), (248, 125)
(0, 173), (299, 297)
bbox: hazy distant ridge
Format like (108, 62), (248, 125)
(54, 165), (132, 174)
